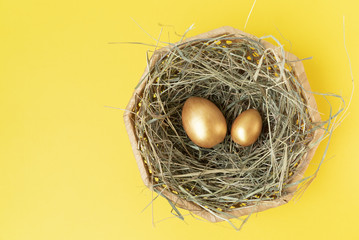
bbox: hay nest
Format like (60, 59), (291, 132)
(124, 26), (325, 223)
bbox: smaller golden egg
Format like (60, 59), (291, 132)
(231, 109), (262, 146)
(182, 97), (227, 148)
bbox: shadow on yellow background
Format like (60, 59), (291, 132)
(1, 0), (358, 239)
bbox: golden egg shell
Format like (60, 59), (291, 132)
(182, 97), (227, 148)
(231, 109), (262, 147)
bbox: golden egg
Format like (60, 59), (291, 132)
(231, 109), (262, 146)
(182, 97), (227, 148)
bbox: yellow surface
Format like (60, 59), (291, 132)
(1, 0), (358, 239)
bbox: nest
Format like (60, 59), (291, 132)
(124, 27), (324, 224)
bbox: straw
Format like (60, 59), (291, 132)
(116, 21), (352, 229)
(134, 35), (323, 214)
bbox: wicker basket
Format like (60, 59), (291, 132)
(124, 26), (324, 222)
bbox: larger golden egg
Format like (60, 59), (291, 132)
(231, 109), (262, 146)
(182, 97), (227, 148)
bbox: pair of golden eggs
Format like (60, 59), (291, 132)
(182, 97), (262, 148)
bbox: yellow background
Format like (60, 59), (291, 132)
(1, 0), (358, 239)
